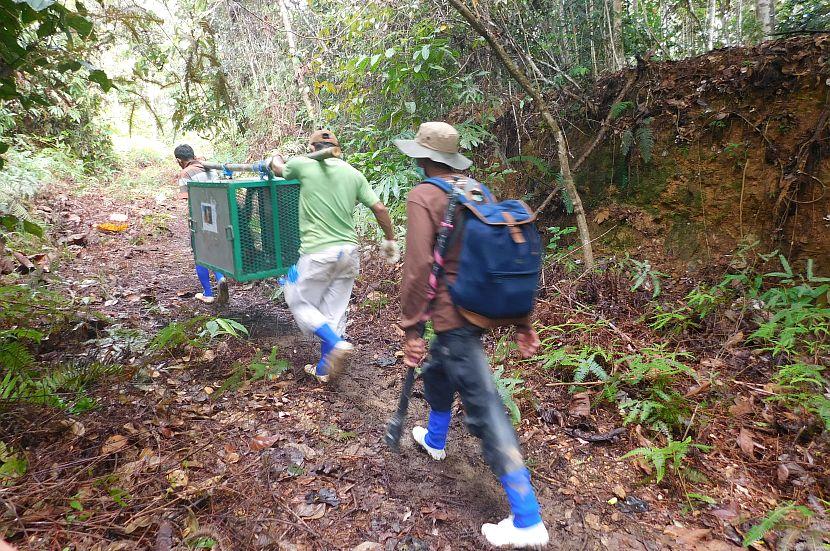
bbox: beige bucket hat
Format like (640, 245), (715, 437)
(394, 122), (473, 170)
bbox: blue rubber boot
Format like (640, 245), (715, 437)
(316, 340), (334, 376)
(500, 468), (543, 528)
(195, 265), (214, 297)
(425, 409), (451, 450)
(412, 409), (451, 460)
(314, 323), (343, 350)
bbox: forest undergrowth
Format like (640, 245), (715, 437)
(0, 145), (827, 549)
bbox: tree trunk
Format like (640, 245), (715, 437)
(736, 0), (744, 44)
(278, 0), (318, 125)
(706, 0), (716, 50)
(755, 0), (775, 41)
(447, 0), (595, 270)
(611, 0), (625, 69)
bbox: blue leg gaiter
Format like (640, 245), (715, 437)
(214, 271), (225, 282)
(500, 468), (543, 528)
(314, 323), (343, 349)
(316, 340), (333, 376)
(195, 265), (213, 296)
(425, 409), (451, 450)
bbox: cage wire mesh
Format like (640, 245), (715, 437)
(277, 183), (301, 268)
(236, 186), (276, 274)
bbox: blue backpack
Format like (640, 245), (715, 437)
(422, 176), (541, 327)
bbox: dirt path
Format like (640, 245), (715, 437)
(4, 184), (734, 551)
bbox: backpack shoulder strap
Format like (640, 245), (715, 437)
(420, 177), (453, 194)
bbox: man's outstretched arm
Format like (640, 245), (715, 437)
(370, 202), (399, 264)
(369, 202), (395, 241)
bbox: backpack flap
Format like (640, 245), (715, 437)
(418, 176), (541, 327)
(450, 199), (541, 325)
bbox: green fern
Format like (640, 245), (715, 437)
(621, 436), (710, 484)
(619, 119), (655, 163)
(743, 503), (813, 548)
(493, 364), (524, 425)
(149, 316), (208, 352)
(635, 119), (655, 162)
(610, 100), (633, 119)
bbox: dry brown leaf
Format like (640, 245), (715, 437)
(777, 463), (790, 484)
(694, 540), (741, 551)
(13, 251), (34, 272)
(594, 208), (611, 224)
(633, 455), (653, 475)
(685, 380), (712, 398)
(295, 502), (326, 520)
(122, 515), (153, 534)
(185, 475), (223, 496)
(729, 396), (754, 417)
(286, 442), (318, 460)
(101, 434), (128, 455)
(568, 392), (591, 418)
(664, 524), (711, 546)
(251, 433), (283, 451)
(738, 427), (755, 457)
(635, 424), (654, 448)
(59, 418), (86, 437)
(724, 331), (745, 350)
(711, 501), (739, 522)
(167, 469), (189, 489)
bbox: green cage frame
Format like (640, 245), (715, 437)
(187, 177), (301, 282)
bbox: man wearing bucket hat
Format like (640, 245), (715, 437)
(270, 130), (398, 383)
(395, 122), (548, 548)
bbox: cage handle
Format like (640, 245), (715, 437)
(225, 225), (234, 240)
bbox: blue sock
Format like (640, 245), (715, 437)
(316, 340), (333, 376)
(215, 271), (225, 282)
(425, 409), (451, 450)
(500, 468), (542, 528)
(195, 265), (213, 296)
(314, 323), (343, 349)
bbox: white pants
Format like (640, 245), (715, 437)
(284, 245), (360, 337)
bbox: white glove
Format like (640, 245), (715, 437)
(380, 239), (400, 264)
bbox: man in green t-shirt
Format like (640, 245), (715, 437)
(271, 130), (397, 383)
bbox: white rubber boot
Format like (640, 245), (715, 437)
(411, 426), (447, 460)
(303, 363), (329, 384)
(481, 516), (549, 549)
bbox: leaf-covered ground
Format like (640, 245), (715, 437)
(1, 169), (827, 550)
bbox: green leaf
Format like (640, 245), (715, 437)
(370, 53), (381, 67)
(420, 45), (430, 60)
(404, 101), (415, 114)
(87, 69), (113, 91)
(384, 47), (395, 58)
(65, 12), (93, 37)
(686, 493), (715, 505)
(22, 219), (43, 237)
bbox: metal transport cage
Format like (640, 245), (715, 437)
(187, 178), (301, 281)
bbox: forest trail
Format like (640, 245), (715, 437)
(1, 179), (732, 550)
